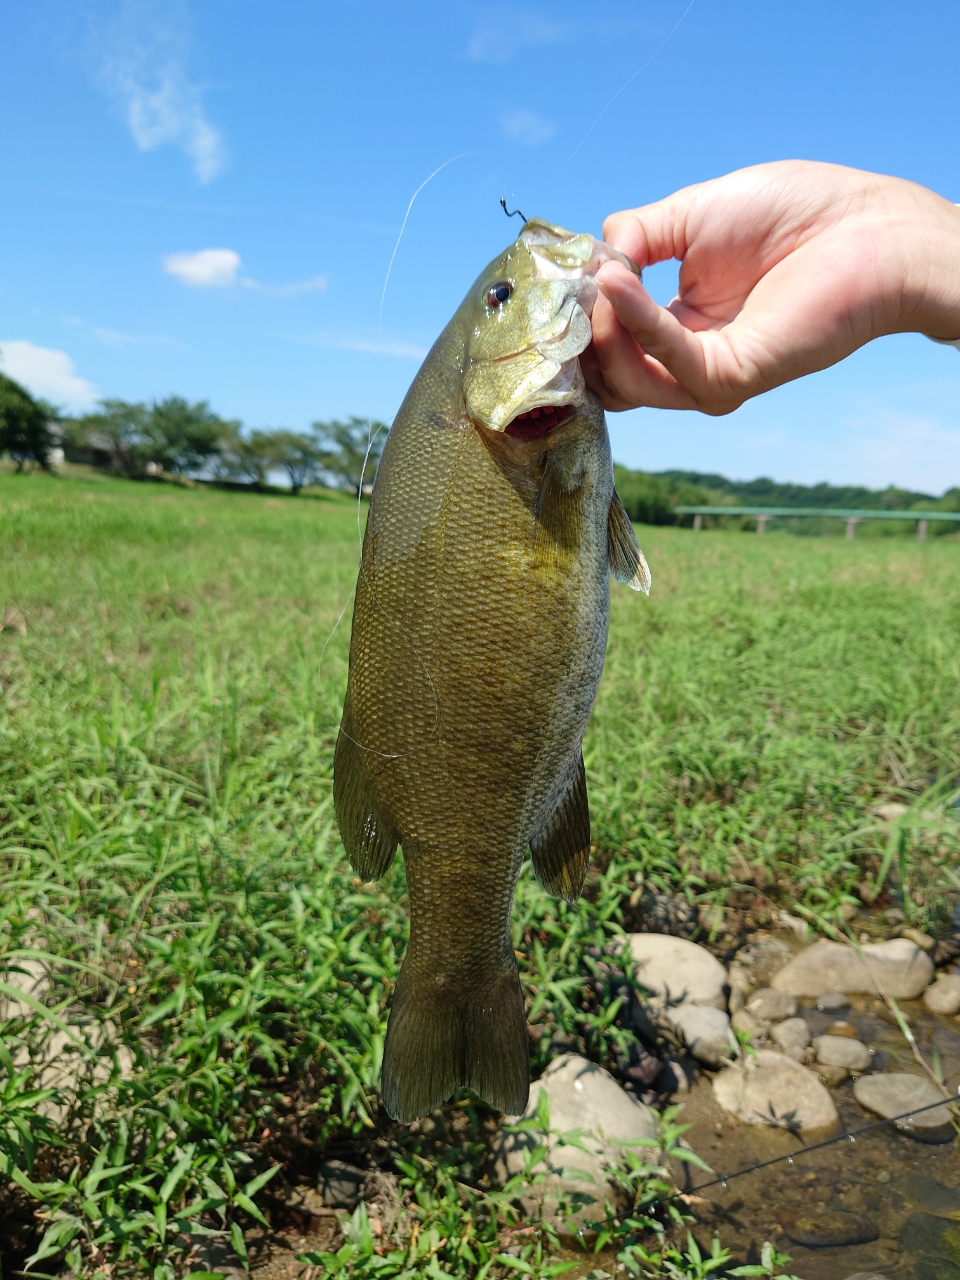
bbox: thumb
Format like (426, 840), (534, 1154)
(595, 261), (715, 405)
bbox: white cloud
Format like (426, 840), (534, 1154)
(501, 108), (555, 146)
(91, 0), (226, 184)
(163, 247), (240, 287)
(0, 341), (98, 412)
(163, 250), (328, 296)
(468, 7), (566, 61)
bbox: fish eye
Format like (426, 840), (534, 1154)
(486, 281), (513, 308)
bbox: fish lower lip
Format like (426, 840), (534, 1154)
(504, 404), (574, 439)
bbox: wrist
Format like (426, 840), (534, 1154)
(891, 182), (960, 340)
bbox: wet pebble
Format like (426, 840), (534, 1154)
(809, 1062), (849, 1088)
(714, 1049), (838, 1131)
(746, 988), (797, 1022)
(778, 1208), (878, 1247)
(770, 1016), (811, 1055)
(826, 1019), (860, 1038)
(818, 991), (850, 1012)
(814, 1035), (872, 1071)
(853, 1073), (956, 1143)
(923, 973), (960, 1015)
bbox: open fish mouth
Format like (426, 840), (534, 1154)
(503, 404), (575, 440)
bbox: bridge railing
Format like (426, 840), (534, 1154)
(673, 505), (960, 541)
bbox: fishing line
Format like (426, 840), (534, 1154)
(558, 0), (697, 172)
(501, 198), (527, 222)
(590, 1090), (960, 1230)
(320, 152), (482, 760)
(378, 151), (479, 339)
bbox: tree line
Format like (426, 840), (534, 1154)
(0, 372), (386, 495)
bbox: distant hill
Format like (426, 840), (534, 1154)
(614, 465), (960, 529)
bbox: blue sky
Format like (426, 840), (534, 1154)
(2, 0), (959, 493)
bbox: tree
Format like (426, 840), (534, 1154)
(142, 397), (227, 476)
(0, 373), (55, 471)
(214, 423), (275, 488)
(261, 429), (325, 495)
(68, 399), (150, 477)
(311, 416), (387, 494)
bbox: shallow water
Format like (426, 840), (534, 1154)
(564, 992), (960, 1278)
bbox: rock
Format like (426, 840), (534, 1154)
(0, 952), (50, 1019)
(897, 927), (934, 951)
(814, 1036), (872, 1071)
(770, 1017), (811, 1054)
(826, 1019), (859, 1038)
(883, 908), (906, 924)
(713, 1050), (839, 1132)
(318, 1160), (366, 1209)
(932, 936), (960, 967)
(899, 1211), (957, 1256)
(770, 938), (934, 999)
(626, 935), (727, 1010)
(816, 991), (850, 1011)
(809, 1063), (848, 1088)
(840, 1274), (891, 1280)
(875, 802), (908, 820)
(663, 1005), (737, 1068)
(187, 1240), (248, 1279)
(903, 1173), (960, 1212)
(923, 973), (960, 1015)
(853, 1074), (956, 1143)
(733, 938), (793, 988)
(493, 1054), (658, 1225)
(730, 1008), (768, 1042)
(777, 912), (809, 940)
(746, 988), (797, 1022)
(779, 1208), (877, 1247)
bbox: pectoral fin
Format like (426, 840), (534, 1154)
(333, 695), (400, 881)
(533, 454), (583, 572)
(530, 754), (590, 904)
(607, 492), (651, 594)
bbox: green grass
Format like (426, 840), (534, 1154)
(1, 470), (958, 1278)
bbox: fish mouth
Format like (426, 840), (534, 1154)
(503, 404), (575, 440)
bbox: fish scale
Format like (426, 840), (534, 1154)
(334, 220), (650, 1122)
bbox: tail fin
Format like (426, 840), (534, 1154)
(380, 964), (529, 1123)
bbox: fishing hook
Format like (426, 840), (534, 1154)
(500, 198), (527, 222)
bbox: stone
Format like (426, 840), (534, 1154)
(730, 1008), (768, 1041)
(779, 1208), (877, 1247)
(826, 1019), (859, 1038)
(663, 1005), (737, 1068)
(733, 938), (793, 988)
(318, 1160), (366, 1209)
(809, 1063), (848, 1088)
(492, 1054), (658, 1225)
(853, 1074), (956, 1143)
(713, 1049), (839, 1132)
(746, 988), (797, 1022)
(770, 938), (934, 999)
(923, 973), (960, 1015)
(883, 908), (906, 924)
(626, 935), (727, 1010)
(875, 802), (908, 820)
(0, 952), (50, 1019)
(814, 1035), (872, 1071)
(817, 991), (850, 1011)
(898, 927), (935, 951)
(899, 1211), (957, 1256)
(770, 1017), (811, 1054)
(840, 1274), (891, 1280)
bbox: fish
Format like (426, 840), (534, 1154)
(333, 218), (650, 1124)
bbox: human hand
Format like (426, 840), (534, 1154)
(584, 160), (960, 414)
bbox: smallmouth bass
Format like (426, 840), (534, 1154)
(334, 219), (650, 1123)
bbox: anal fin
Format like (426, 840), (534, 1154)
(333, 696), (400, 882)
(530, 754), (590, 904)
(607, 491), (651, 594)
